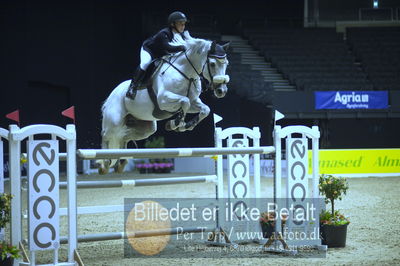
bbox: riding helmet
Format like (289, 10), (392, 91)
(168, 11), (188, 25)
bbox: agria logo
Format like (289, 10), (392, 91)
(334, 91), (369, 106)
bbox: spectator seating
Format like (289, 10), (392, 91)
(346, 27), (400, 90)
(227, 52), (274, 105)
(241, 27), (374, 91)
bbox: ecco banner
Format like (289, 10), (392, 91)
(286, 138), (318, 246)
(0, 141), (3, 193)
(226, 138), (260, 242)
(228, 138), (250, 200)
(315, 91), (388, 109)
(28, 140), (59, 251)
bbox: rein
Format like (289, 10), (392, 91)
(184, 52), (214, 92)
(161, 56), (196, 97)
(160, 49), (211, 96)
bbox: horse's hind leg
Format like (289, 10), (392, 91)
(97, 122), (126, 175)
(125, 115), (157, 140)
(96, 139), (111, 175)
(115, 159), (128, 173)
(112, 118), (157, 173)
(114, 139), (129, 174)
(97, 134), (123, 175)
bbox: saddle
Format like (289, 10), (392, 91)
(137, 59), (179, 120)
(136, 59), (161, 90)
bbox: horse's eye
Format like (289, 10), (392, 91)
(210, 62), (216, 67)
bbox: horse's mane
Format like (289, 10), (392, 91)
(170, 31), (211, 57)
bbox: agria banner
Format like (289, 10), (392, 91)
(315, 91), (388, 109)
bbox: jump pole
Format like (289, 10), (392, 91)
(9, 122), (325, 261)
(59, 175), (218, 189)
(63, 126), (267, 248)
(59, 227), (216, 244)
(77, 146), (275, 159)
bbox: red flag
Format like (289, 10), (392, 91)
(6, 110), (20, 125)
(61, 106), (75, 123)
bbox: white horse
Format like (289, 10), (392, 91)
(97, 34), (230, 174)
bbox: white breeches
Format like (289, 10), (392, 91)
(140, 47), (152, 71)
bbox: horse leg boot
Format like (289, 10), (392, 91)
(126, 67), (146, 100)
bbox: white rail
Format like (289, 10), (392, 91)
(77, 146), (276, 159)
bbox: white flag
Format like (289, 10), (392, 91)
(274, 110), (285, 122)
(213, 113), (223, 125)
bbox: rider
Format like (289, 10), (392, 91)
(126, 11), (189, 99)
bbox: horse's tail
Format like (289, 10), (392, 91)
(101, 80), (130, 134)
(101, 81), (128, 113)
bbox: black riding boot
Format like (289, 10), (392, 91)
(126, 68), (146, 99)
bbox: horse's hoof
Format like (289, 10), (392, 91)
(92, 162), (101, 169)
(175, 126), (186, 132)
(114, 160), (128, 173)
(165, 121), (174, 131)
(98, 167), (109, 175)
(94, 160), (103, 169)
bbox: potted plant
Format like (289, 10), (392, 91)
(135, 160), (151, 174)
(259, 211), (287, 239)
(144, 136), (165, 149)
(1, 193), (21, 265)
(151, 159), (174, 173)
(143, 136), (174, 173)
(319, 174), (350, 248)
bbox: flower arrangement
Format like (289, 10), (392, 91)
(320, 210), (349, 226)
(135, 161), (153, 173)
(259, 211), (288, 238)
(260, 211), (277, 227)
(260, 211), (288, 227)
(135, 159), (174, 174)
(319, 174), (350, 226)
(0, 241), (20, 260)
(151, 160), (174, 173)
(0, 193), (12, 229)
(144, 136), (165, 149)
(135, 136), (174, 173)
(0, 193), (20, 262)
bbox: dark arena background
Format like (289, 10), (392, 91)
(1, 0), (399, 149)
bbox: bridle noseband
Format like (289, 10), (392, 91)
(202, 54), (230, 92)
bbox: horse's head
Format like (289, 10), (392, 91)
(173, 35), (230, 98)
(204, 41), (230, 98)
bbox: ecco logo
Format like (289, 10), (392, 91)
(288, 139), (307, 226)
(29, 141), (59, 250)
(229, 139), (249, 221)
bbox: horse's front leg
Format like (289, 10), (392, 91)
(158, 91), (190, 131)
(178, 98), (210, 132)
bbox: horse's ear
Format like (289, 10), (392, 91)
(221, 42), (230, 52)
(210, 41), (216, 53)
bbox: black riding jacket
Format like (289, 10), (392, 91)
(143, 27), (186, 58)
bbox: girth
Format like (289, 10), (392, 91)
(146, 84), (177, 120)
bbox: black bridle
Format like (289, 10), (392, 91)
(161, 48), (227, 93)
